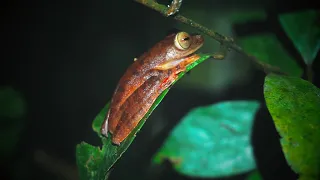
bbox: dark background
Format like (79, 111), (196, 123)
(2, 0), (319, 180)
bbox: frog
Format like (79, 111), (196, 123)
(101, 31), (204, 145)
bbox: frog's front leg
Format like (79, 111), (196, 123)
(158, 64), (188, 90)
(159, 73), (177, 90)
(154, 54), (200, 71)
(153, 54), (201, 89)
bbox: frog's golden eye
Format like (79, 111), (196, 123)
(174, 32), (191, 50)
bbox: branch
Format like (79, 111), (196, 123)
(134, 0), (287, 75)
(167, 0), (183, 16)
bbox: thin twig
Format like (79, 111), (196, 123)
(135, 0), (288, 75)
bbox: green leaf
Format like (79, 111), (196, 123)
(264, 74), (320, 180)
(76, 142), (105, 180)
(153, 101), (260, 178)
(246, 170), (263, 180)
(238, 33), (303, 76)
(279, 10), (320, 65)
(76, 54), (211, 180)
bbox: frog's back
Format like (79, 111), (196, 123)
(101, 51), (160, 136)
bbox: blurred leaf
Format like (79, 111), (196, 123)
(246, 170), (263, 180)
(279, 10), (320, 65)
(76, 54), (211, 180)
(238, 33), (303, 76)
(264, 74), (320, 180)
(0, 87), (26, 158)
(0, 87), (26, 119)
(1, 124), (23, 157)
(153, 101), (260, 178)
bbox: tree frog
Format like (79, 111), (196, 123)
(101, 31), (204, 145)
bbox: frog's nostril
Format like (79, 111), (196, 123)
(195, 35), (204, 43)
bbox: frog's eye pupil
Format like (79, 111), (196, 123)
(174, 32), (192, 50)
(182, 37), (190, 41)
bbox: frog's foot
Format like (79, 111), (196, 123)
(212, 52), (225, 60)
(101, 119), (109, 137)
(211, 43), (231, 60)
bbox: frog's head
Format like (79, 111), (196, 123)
(135, 31), (204, 70)
(163, 31), (204, 60)
(148, 31), (204, 70)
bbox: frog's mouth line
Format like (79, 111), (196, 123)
(187, 40), (204, 57)
(186, 52), (198, 58)
(185, 41), (204, 60)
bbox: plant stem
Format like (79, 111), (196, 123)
(134, 0), (288, 75)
